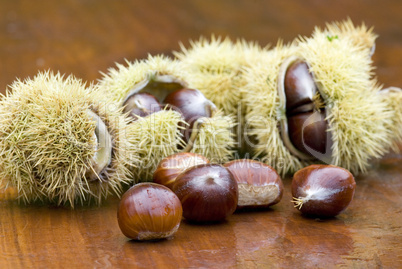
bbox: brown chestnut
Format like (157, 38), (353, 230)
(153, 152), (210, 189)
(291, 164), (356, 217)
(284, 60), (318, 115)
(280, 58), (330, 160)
(287, 110), (328, 155)
(117, 182), (183, 241)
(172, 164), (238, 223)
(163, 88), (216, 142)
(123, 92), (162, 120)
(224, 159), (283, 209)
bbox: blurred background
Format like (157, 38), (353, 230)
(1, 0), (401, 93)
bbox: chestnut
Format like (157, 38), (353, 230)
(287, 110), (328, 155)
(224, 159), (283, 209)
(172, 164), (238, 223)
(163, 88), (216, 142)
(122, 92), (162, 120)
(153, 152), (210, 189)
(278, 57), (330, 160)
(291, 164), (356, 217)
(117, 183), (183, 241)
(284, 60), (318, 115)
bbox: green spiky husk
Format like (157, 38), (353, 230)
(380, 88), (402, 153)
(189, 111), (236, 163)
(129, 109), (186, 181)
(326, 85), (393, 172)
(99, 54), (236, 167)
(242, 42), (305, 176)
(98, 54), (188, 104)
(297, 27), (392, 173)
(175, 36), (266, 116)
(0, 72), (138, 206)
(322, 18), (377, 54)
(174, 36), (243, 117)
(243, 22), (392, 175)
(297, 26), (375, 99)
(174, 36), (266, 153)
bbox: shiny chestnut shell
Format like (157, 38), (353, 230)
(287, 110), (328, 155)
(163, 88), (213, 125)
(224, 159), (284, 209)
(284, 60), (318, 114)
(172, 164), (238, 223)
(117, 183), (183, 240)
(123, 92), (162, 120)
(153, 152), (210, 189)
(163, 88), (215, 142)
(278, 56), (332, 161)
(291, 165), (356, 217)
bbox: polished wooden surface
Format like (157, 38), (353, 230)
(1, 0), (402, 268)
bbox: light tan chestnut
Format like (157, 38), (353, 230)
(291, 164), (356, 217)
(153, 152), (210, 189)
(224, 159), (284, 209)
(117, 183), (183, 241)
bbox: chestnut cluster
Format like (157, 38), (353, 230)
(153, 153), (284, 222)
(123, 88), (216, 143)
(117, 151), (356, 241)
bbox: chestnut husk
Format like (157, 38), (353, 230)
(98, 55), (235, 181)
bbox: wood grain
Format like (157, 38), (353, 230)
(1, 0), (401, 268)
(1, 157), (401, 268)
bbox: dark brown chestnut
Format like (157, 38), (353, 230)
(163, 88), (216, 142)
(224, 159), (284, 209)
(123, 92), (162, 120)
(291, 164), (356, 217)
(172, 164), (238, 223)
(284, 60), (318, 115)
(117, 183), (183, 241)
(153, 152), (210, 190)
(281, 58), (329, 160)
(287, 110), (328, 155)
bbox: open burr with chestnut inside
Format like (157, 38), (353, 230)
(242, 19), (401, 176)
(98, 55), (235, 182)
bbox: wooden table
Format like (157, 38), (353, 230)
(1, 1), (401, 268)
